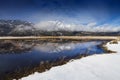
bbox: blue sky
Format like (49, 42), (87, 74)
(0, 0), (120, 25)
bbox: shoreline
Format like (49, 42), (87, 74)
(20, 41), (120, 80)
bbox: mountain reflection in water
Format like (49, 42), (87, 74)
(0, 40), (107, 79)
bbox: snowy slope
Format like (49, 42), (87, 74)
(20, 41), (120, 80)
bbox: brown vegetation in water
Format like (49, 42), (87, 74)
(2, 54), (89, 80)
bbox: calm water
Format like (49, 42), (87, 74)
(0, 41), (106, 78)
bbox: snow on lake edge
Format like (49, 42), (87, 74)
(106, 41), (120, 53)
(20, 41), (120, 80)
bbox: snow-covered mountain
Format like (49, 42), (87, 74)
(35, 21), (73, 31)
(0, 20), (120, 36)
(35, 20), (120, 32)
(0, 20), (35, 36)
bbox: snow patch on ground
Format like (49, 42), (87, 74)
(20, 41), (120, 80)
(106, 41), (120, 53)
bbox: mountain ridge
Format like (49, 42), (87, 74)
(0, 20), (120, 36)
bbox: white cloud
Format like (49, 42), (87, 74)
(87, 22), (97, 27)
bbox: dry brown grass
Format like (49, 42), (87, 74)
(0, 36), (119, 40)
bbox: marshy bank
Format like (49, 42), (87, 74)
(0, 40), (114, 80)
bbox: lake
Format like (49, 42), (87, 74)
(0, 40), (108, 79)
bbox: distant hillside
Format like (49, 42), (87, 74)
(0, 20), (35, 36)
(0, 20), (120, 36)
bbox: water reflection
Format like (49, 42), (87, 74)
(0, 40), (106, 79)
